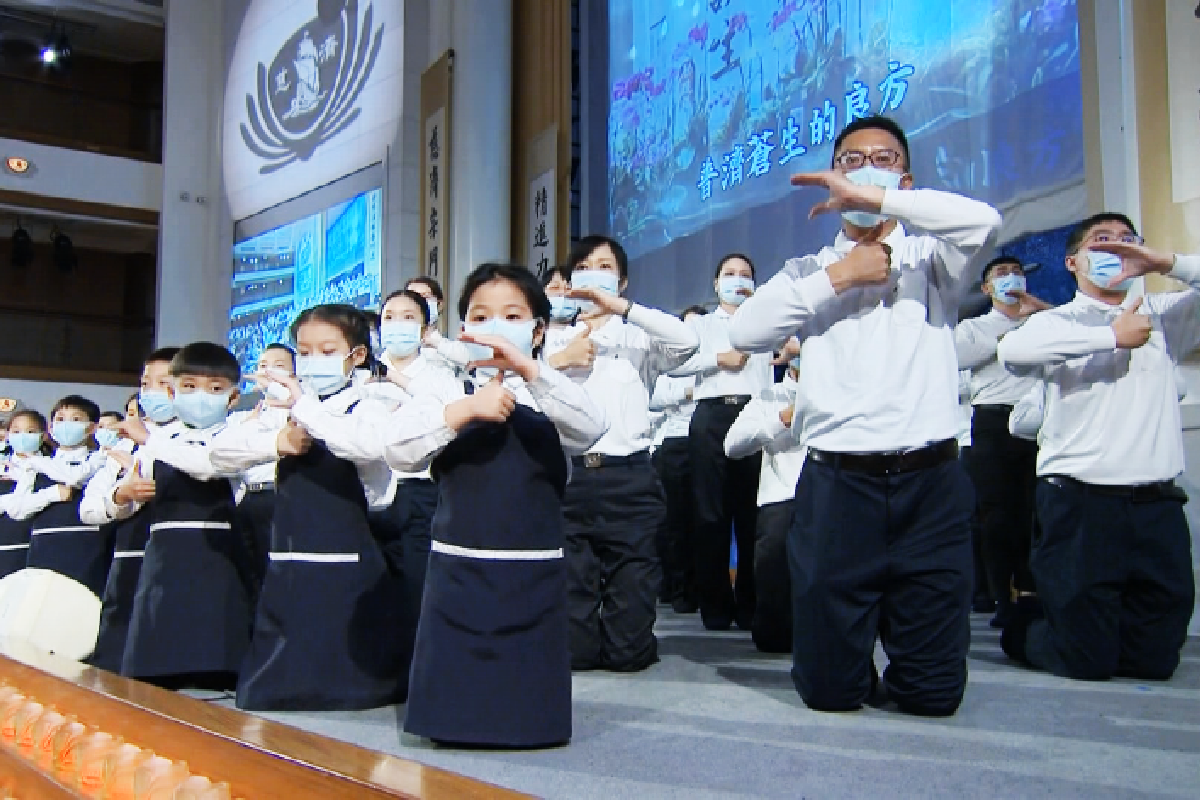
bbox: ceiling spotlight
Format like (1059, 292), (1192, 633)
(11, 225), (33, 269)
(40, 26), (71, 67)
(51, 229), (76, 272)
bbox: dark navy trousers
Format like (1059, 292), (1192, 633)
(789, 456), (974, 716)
(1025, 477), (1194, 681)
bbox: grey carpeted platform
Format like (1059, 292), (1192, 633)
(216, 612), (1200, 798)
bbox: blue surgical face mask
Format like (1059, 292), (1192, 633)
(8, 432), (42, 455)
(841, 166), (904, 228)
(296, 354), (352, 397)
(571, 269), (621, 313)
(381, 320), (423, 358)
(172, 389), (231, 429)
(789, 355), (803, 372)
(1085, 251), (1132, 292)
(425, 298), (440, 326)
(990, 273), (1026, 305)
(462, 318), (539, 364)
(51, 420), (89, 448)
(549, 295), (578, 321)
(138, 389), (175, 424)
(95, 428), (122, 449)
(717, 275), (755, 307)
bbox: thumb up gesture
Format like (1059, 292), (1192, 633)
(1112, 297), (1152, 349)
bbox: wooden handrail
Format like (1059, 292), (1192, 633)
(0, 641), (530, 799)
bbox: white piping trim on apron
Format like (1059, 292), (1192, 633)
(149, 521), (233, 533)
(113, 550), (145, 559)
(431, 541), (564, 561)
(31, 525), (102, 535)
(268, 552), (361, 564)
(0, 543), (30, 551)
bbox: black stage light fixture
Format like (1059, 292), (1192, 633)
(50, 228), (76, 272)
(11, 225), (33, 268)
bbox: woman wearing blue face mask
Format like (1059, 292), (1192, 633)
(404, 276), (474, 375)
(383, 262), (607, 748)
(544, 236), (700, 673)
(24, 395), (115, 598)
(0, 409), (66, 580)
(212, 304), (410, 710)
(671, 254), (774, 632)
(369, 288), (461, 692)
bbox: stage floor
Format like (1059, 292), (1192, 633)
(203, 611), (1200, 798)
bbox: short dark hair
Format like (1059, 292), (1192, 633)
(290, 304), (373, 352)
(52, 395), (101, 423)
(1065, 212), (1139, 256)
(681, 304), (709, 320)
(568, 235), (629, 281)
(99, 411), (124, 423)
(9, 409), (47, 432)
(713, 253), (756, 281)
(459, 263), (552, 356)
(982, 256), (1023, 284)
(169, 342), (241, 385)
(831, 115), (911, 170)
(382, 289), (432, 326)
(145, 346), (181, 366)
(542, 265), (572, 287)
(407, 276), (445, 303)
(262, 343), (296, 368)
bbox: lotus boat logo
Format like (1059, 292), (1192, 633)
(240, 0), (384, 174)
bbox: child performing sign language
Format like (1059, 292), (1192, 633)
(384, 263), (606, 749)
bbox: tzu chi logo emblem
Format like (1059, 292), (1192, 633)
(240, 0), (383, 174)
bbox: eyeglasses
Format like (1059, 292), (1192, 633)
(834, 149), (904, 170)
(1088, 232), (1144, 245)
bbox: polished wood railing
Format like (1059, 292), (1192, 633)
(0, 641), (529, 799)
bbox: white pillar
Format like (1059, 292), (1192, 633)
(156, 0), (228, 347)
(430, 0), (512, 330)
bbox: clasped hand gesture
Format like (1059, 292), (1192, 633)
(825, 225), (893, 294)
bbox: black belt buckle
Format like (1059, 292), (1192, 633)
(583, 453), (604, 468)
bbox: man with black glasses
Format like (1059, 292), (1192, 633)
(998, 213), (1199, 682)
(730, 115), (1002, 717)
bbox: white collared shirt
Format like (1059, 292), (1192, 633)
(729, 188), (1002, 453)
(649, 374), (696, 444)
(24, 446), (107, 489)
(723, 375), (807, 506)
(79, 420), (175, 525)
(998, 255), (1200, 485)
(955, 308), (1039, 407)
(211, 384), (394, 509)
(544, 304), (699, 457)
(673, 307), (774, 400)
(381, 363), (607, 473)
(1, 455), (63, 521)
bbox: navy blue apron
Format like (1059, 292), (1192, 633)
(27, 490), (116, 597)
(121, 460), (254, 681)
(404, 404), (572, 747)
(0, 473), (51, 579)
(236, 419), (408, 711)
(89, 507), (151, 673)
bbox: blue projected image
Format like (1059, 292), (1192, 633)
(609, 0), (1082, 260)
(228, 187), (383, 377)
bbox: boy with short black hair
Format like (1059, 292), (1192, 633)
(114, 341), (255, 688)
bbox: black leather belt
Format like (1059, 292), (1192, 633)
(244, 482), (275, 493)
(807, 439), (959, 476)
(1044, 475), (1187, 503)
(698, 395), (752, 406)
(572, 451), (652, 469)
(974, 404), (1014, 415)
